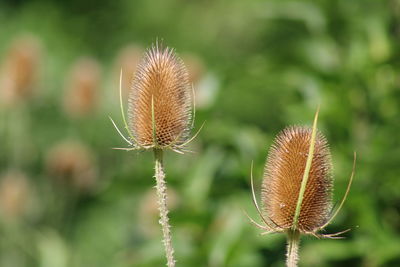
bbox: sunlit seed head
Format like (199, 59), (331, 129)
(127, 43), (192, 149)
(181, 53), (205, 86)
(63, 57), (101, 118)
(46, 141), (98, 192)
(261, 126), (333, 233)
(113, 44), (143, 98)
(0, 170), (31, 220)
(0, 35), (41, 108)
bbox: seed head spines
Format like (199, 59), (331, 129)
(127, 43), (192, 149)
(261, 126), (333, 233)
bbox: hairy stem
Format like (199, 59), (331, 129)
(286, 229), (300, 267)
(154, 148), (176, 267)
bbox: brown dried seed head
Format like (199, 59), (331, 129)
(261, 126), (333, 233)
(113, 44), (143, 98)
(128, 43), (192, 149)
(46, 141), (98, 192)
(0, 35), (41, 107)
(0, 170), (31, 220)
(63, 57), (101, 118)
(181, 53), (205, 85)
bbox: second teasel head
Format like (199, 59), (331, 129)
(261, 126), (333, 233)
(127, 43), (192, 150)
(247, 110), (355, 240)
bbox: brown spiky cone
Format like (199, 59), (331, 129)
(127, 43), (192, 150)
(63, 57), (101, 118)
(113, 42), (194, 267)
(0, 35), (41, 107)
(248, 111), (355, 267)
(261, 126), (333, 267)
(262, 126), (333, 233)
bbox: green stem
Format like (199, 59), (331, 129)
(153, 149), (175, 267)
(286, 229), (300, 267)
(292, 108), (319, 230)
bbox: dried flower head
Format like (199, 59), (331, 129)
(110, 43), (204, 267)
(0, 170), (31, 220)
(46, 141), (97, 192)
(128, 43), (192, 149)
(0, 35), (41, 107)
(246, 110), (356, 266)
(182, 53), (205, 86)
(246, 109), (355, 239)
(111, 42), (202, 153)
(262, 126), (332, 233)
(113, 44), (143, 98)
(63, 57), (101, 118)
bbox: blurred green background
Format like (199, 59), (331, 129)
(0, 0), (399, 266)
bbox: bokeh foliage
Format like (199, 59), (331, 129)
(0, 0), (399, 266)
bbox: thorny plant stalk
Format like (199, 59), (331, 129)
(111, 43), (201, 267)
(286, 229), (300, 267)
(154, 148), (175, 266)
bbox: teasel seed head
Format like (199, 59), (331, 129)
(110, 42), (204, 153)
(262, 126), (333, 233)
(245, 110), (356, 266)
(0, 170), (32, 221)
(126, 42), (192, 150)
(45, 140), (98, 193)
(113, 44), (143, 99)
(63, 57), (101, 118)
(0, 35), (41, 108)
(246, 108), (355, 241)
